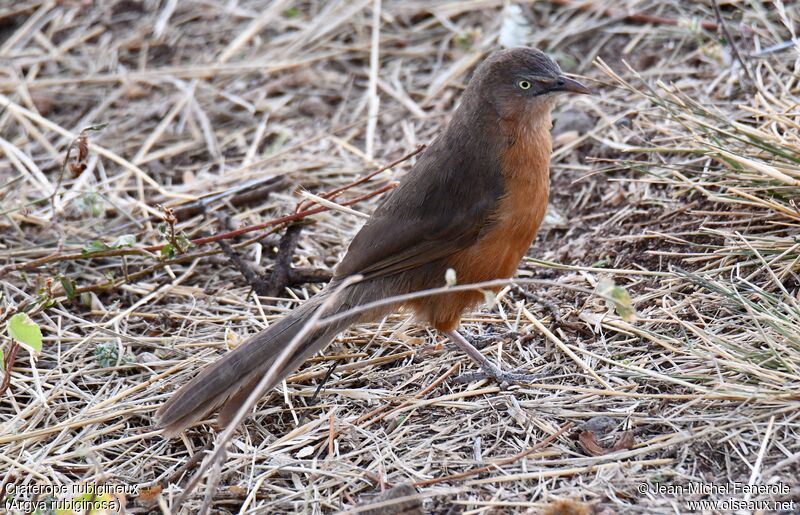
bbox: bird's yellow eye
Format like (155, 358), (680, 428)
(518, 80), (531, 90)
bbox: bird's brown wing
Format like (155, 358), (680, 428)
(335, 133), (506, 282)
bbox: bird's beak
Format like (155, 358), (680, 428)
(554, 75), (592, 95)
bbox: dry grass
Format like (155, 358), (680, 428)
(1, 1), (799, 513)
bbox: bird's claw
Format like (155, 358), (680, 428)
(453, 363), (542, 386)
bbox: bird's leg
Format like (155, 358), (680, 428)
(462, 330), (522, 350)
(443, 330), (541, 386)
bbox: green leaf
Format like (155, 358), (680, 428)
(8, 313), (43, 352)
(161, 243), (175, 259)
(284, 6), (300, 17)
(82, 240), (110, 253)
(597, 278), (636, 322)
(175, 232), (193, 253)
(59, 275), (77, 300)
(0, 347), (4, 366)
(83, 234), (136, 254)
(112, 234), (136, 247)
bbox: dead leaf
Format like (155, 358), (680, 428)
(75, 134), (88, 162)
(578, 430), (635, 456)
(69, 162), (87, 177)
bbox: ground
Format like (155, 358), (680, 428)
(1, 1), (799, 514)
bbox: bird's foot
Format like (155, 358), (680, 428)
(462, 331), (522, 350)
(453, 364), (542, 387)
(445, 330), (540, 387)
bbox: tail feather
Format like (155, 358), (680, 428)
(156, 290), (351, 436)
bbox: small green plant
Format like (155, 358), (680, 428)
(157, 205), (193, 259)
(94, 342), (134, 368)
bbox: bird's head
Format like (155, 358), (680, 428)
(469, 47), (591, 123)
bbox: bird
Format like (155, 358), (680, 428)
(156, 47), (591, 436)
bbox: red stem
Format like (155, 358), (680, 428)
(0, 342), (20, 397)
(143, 182), (397, 252)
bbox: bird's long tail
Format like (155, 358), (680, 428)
(156, 286), (369, 436)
